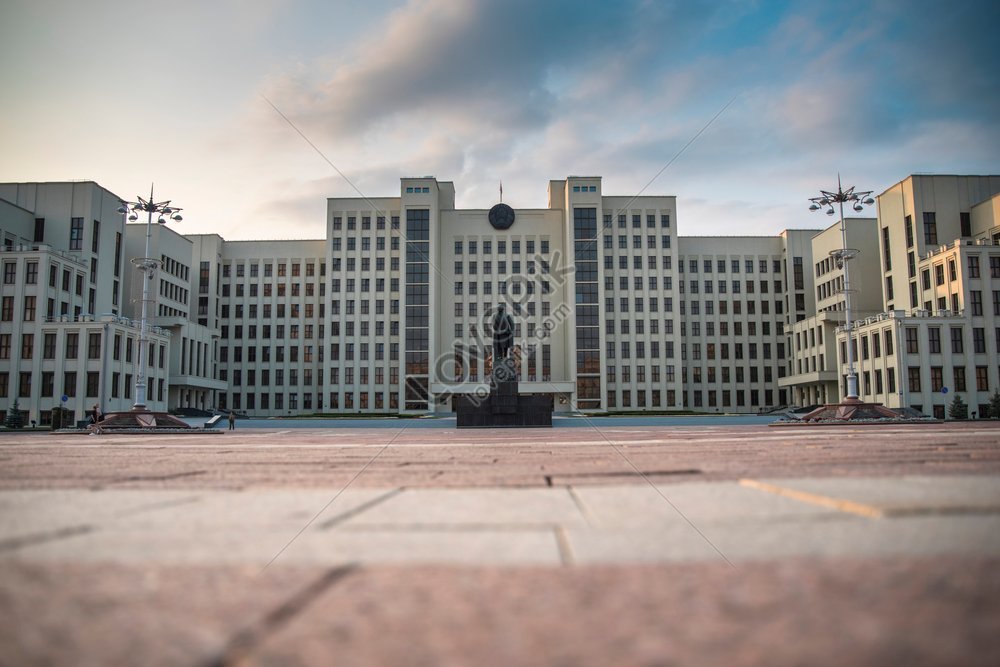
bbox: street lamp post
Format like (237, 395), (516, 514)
(117, 185), (182, 412)
(809, 176), (874, 401)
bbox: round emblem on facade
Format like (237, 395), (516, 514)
(488, 203), (515, 230)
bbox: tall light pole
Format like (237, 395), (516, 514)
(809, 176), (874, 401)
(117, 186), (182, 411)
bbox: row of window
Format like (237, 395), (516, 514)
(0, 332), (165, 366)
(452, 281), (551, 296)
(905, 365), (996, 393)
(219, 389), (400, 412)
(454, 239), (551, 255)
(222, 282), (326, 298)
(220, 323), (325, 340)
(332, 236), (399, 253)
(603, 255), (674, 272)
(160, 255), (190, 281)
(4, 261), (87, 295)
(332, 256), (398, 272)
(603, 234), (672, 250)
(222, 261), (325, 279)
(331, 214), (399, 230)
(679, 280), (783, 294)
(222, 302), (325, 319)
(454, 259), (553, 275)
(602, 212), (671, 229)
(604, 339), (785, 361)
(900, 325), (1000, 355)
(680, 258), (781, 274)
(0, 370), (164, 402)
(605, 388), (779, 409)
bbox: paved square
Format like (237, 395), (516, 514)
(1, 423), (999, 665)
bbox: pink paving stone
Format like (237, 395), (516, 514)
(3, 557), (994, 667)
(1, 423), (999, 666)
(0, 423), (998, 490)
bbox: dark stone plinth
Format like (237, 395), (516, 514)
(455, 361), (553, 428)
(794, 399), (924, 423)
(87, 410), (195, 432)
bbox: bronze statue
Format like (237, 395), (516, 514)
(492, 304), (514, 360)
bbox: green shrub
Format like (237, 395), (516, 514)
(948, 395), (969, 420)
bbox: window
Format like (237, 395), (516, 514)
(882, 227), (892, 271)
(976, 366), (989, 391)
(70, 217), (84, 250)
(928, 327), (941, 353)
(88, 332), (102, 358)
(65, 333), (79, 358)
(973, 327), (985, 353)
(923, 212), (937, 246)
(930, 366), (944, 392)
(953, 367), (966, 392)
(970, 291), (983, 316)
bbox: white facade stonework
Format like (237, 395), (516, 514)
(3, 173), (999, 423)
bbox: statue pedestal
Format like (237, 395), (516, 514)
(455, 358), (553, 428)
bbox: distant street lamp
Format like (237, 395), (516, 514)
(809, 176), (874, 401)
(117, 186), (182, 411)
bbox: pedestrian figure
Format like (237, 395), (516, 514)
(93, 404), (102, 424)
(228, 411), (235, 431)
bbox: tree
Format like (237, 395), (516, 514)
(948, 394), (969, 420)
(989, 389), (1000, 419)
(4, 399), (24, 429)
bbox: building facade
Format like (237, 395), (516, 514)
(840, 175), (1000, 418)
(3, 174), (999, 423)
(0, 182), (171, 424)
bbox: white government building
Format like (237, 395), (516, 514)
(0, 174), (998, 424)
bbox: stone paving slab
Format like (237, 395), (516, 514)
(339, 488), (589, 528)
(572, 482), (843, 528)
(0, 562), (324, 667)
(2, 423), (999, 490)
(566, 515), (1000, 564)
(4, 558), (998, 667)
(11, 526), (565, 566)
(2, 425), (1000, 665)
(0, 489), (201, 537)
(248, 558), (1000, 667)
(743, 474), (1000, 517)
(4, 478), (999, 567)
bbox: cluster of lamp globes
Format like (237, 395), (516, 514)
(809, 195), (875, 216)
(116, 203), (183, 225)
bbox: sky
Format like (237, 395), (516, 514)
(1, 0), (998, 240)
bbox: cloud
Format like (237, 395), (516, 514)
(13, 0), (995, 242)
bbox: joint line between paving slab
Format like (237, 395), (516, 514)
(567, 486), (597, 527)
(739, 479), (884, 518)
(317, 488), (403, 529)
(261, 423), (409, 571)
(207, 565), (357, 667)
(0, 524), (95, 552)
(554, 526), (575, 565)
(567, 411), (737, 569)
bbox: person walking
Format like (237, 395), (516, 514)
(228, 411), (235, 431)
(93, 404), (102, 424)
